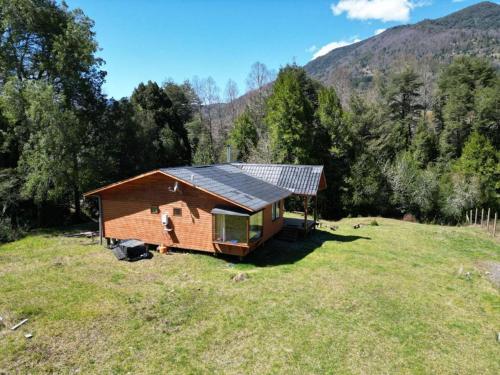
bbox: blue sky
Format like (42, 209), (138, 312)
(65, 0), (496, 100)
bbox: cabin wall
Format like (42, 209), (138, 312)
(99, 172), (284, 256)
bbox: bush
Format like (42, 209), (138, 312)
(0, 217), (27, 243)
(370, 220), (379, 226)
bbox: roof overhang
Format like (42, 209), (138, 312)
(211, 205), (253, 217)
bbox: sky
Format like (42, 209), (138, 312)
(65, 0), (497, 100)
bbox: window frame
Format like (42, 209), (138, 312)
(213, 213), (248, 244)
(271, 200), (281, 221)
(173, 207), (182, 217)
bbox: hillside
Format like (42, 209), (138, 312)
(1, 217), (499, 373)
(304, 1), (500, 96)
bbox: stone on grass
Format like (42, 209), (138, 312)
(232, 273), (249, 282)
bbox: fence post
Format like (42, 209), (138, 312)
(474, 208), (478, 225)
(493, 212), (497, 237)
(481, 208), (484, 227)
(487, 208), (491, 231)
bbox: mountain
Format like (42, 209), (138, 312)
(304, 1), (500, 98)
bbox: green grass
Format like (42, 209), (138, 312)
(1, 217), (499, 374)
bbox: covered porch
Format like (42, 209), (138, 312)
(284, 217), (316, 232)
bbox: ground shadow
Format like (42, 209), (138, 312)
(240, 230), (371, 267)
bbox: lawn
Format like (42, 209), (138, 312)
(1, 217), (499, 374)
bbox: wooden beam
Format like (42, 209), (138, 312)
(314, 195), (318, 231)
(304, 196), (308, 234)
(97, 195), (103, 245)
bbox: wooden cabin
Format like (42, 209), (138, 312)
(84, 163), (326, 257)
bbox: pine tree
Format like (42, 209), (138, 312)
(229, 108), (258, 162)
(265, 65), (315, 164)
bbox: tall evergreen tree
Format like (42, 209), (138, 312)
(265, 65), (316, 164)
(437, 56), (497, 159)
(229, 108), (258, 162)
(385, 68), (423, 150)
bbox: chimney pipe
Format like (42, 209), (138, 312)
(226, 144), (231, 163)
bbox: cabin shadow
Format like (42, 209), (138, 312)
(240, 230), (371, 267)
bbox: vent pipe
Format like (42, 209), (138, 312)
(226, 144), (231, 163)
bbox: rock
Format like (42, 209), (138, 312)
(403, 213), (417, 222)
(232, 273), (249, 282)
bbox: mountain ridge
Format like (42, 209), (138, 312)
(304, 1), (500, 97)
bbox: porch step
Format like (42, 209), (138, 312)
(276, 227), (299, 242)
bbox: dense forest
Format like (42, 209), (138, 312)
(0, 0), (499, 242)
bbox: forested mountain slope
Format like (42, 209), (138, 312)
(304, 2), (500, 97)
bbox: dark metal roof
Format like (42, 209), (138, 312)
(231, 163), (324, 196)
(161, 164), (292, 211)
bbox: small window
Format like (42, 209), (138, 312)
(150, 205), (160, 214)
(173, 208), (182, 217)
(272, 201), (280, 221)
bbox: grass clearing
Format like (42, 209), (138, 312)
(1, 217), (499, 374)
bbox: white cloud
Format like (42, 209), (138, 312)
(374, 28), (386, 35)
(312, 38), (361, 60)
(331, 0), (425, 22)
(306, 45), (318, 53)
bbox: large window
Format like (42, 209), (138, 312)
(214, 214), (247, 243)
(249, 211), (263, 241)
(272, 201), (281, 221)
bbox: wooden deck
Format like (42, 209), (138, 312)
(277, 218), (316, 241)
(284, 217), (316, 231)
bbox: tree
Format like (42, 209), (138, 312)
(228, 108), (258, 162)
(131, 81), (192, 169)
(265, 65), (315, 164)
(411, 119), (438, 167)
(385, 68), (423, 150)
(224, 79), (239, 123)
(437, 56), (497, 159)
(344, 153), (389, 216)
(316, 86), (349, 217)
(190, 76), (221, 163)
(14, 81), (86, 219)
(246, 62), (273, 93)
(0, 0), (105, 223)
(453, 131), (499, 207)
(386, 152), (439, 219)
(474, 78), (500, 149)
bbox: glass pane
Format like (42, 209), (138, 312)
(249, 211), (263, 241)
(214, 214), (225, 241)
(224, 215), (247, 243)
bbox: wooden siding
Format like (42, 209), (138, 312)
(99, 173), (284, 256)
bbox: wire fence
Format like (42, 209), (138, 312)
(465, 208), (497, 237)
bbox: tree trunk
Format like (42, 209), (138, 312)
(74, 187), (81, 221)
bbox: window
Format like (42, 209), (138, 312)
(150, 205), (160, 214)
(249, 211), (263, 241)
(272, 201), (280, 221)
(214, 214), (247, 243)
(173, 208), (182, 216)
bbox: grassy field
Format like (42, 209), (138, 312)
(1, 217), (499, 374)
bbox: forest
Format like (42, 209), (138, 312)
(0, 0), (499, 242)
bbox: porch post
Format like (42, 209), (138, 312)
(97, 195), (103, 245)
(304, 195), (308, 234)
(314, 195), (318, 231)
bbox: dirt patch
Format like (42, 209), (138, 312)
(478, 261), (500, 289)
